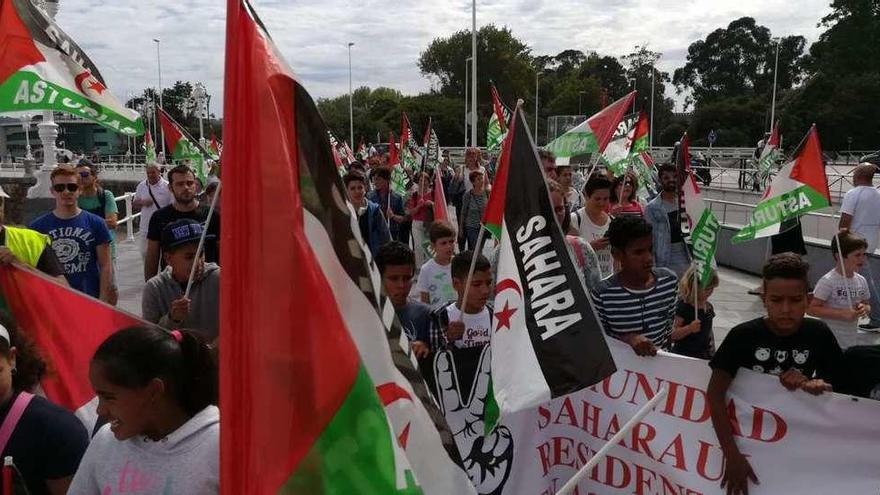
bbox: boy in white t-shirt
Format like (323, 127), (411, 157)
(416, 221), (458, 310)
(428, 250), (493, 351)
(808, 231), (871, 323)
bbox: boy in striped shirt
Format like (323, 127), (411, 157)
(591, 216), (678, 356)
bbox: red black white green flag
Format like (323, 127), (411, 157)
(0, 0), (143, 135)
(544, 91), (635, 165)
(221, 1), (476, 493)
(0, 264), (145, 431)
(487, 106), (616, 415)
(157, 107), (210, 184)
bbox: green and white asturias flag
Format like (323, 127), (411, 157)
(486, 84), (509, 152)
(0, 0), (143, 135)
(680, 134), (720, 287)
(157, 107), (210, 185)
(732, 125), (830, 243)
(144, 129), (156, 164)
(544, 91), (635, 165)
(757, 122), (781, 181)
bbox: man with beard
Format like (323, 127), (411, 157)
(144, 165), (221, 281)
(645, 163), (690, 277)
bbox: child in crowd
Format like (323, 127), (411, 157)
(417, 221), (459, 311)
(142, 219), (220, 341)
(807, 231), (871, 324)
(405, 172), (434, 266)
(69, 327), (219, 494)
(0, 312), (88, 494)
(459, 170), (489, 251)
(671, 265), (718, 359)
(591, 216), (678, 356)
(376, 241), (433, 358)
(707, 253), (845, 495)
(572, 175), (614, 278)
(344, 172), (390, 257)
(429, 251), (493, 352)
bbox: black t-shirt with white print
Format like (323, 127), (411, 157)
(709, 317), (845, 384)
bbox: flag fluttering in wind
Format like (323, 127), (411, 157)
(327, 130), (346, 176)
(400, 113), (421, 171)
(680, 134), (720, 287)
(433, 166), (448, 222)
(209, 134), (223, 160)
(221, 1), (476, 492)
(486, 84), (509, 152)
(485, 105), (616, 418)
(144, 128), (157, 164)
(388, 132), (409, 196)
(0, 264), (144, 431)
(732, 125), (830, 243)
(600, 112), (639, 176)
(157, 107), (210, 185)
(757, 122), (781, 181)
(423, 125), (440, 172)
(544, 91), (636, 165)
(0, 0), (143, 135)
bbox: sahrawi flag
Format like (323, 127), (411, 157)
(157, 107), (210, 185)
(144, 128), (157, 164)
(0, 0), (143, 135)
(732, 125), (830, 243)
(544, 90), (636, 165)
(680, 134), (720, 287)
(757, 122), (781, 181)
(0, 264), (144, 431)
(600, 112), (639, 177)
(221, 1), (476, 493)
(486, 84), (509, 152)
(485, 105), (616, 416)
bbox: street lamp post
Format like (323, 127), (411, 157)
(628, 78), (636, 114)
(578, 91), (586, 116)
(465, 56), (472, 147)
(348, 42), (354, 147)
(649, 67), (655, 149)
(769, 38), (780, 133)
(470, 0), (477, 148)
(535, 71), (541, 141)
(153, 38), (165, 155)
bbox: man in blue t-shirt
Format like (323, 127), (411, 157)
(30, 166), (113, 302)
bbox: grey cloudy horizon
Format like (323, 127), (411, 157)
(56, 0), (832, 116)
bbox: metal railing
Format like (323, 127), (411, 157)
(114, 192), (140, 242)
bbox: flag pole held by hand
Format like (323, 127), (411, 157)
(185, 181), (221, 299)
(555, 387), (669, 495)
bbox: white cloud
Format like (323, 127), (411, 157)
(54, 0), (832, 114)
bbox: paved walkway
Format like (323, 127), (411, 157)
(113, 238), (880, 349)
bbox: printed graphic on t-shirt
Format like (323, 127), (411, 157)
(46, 226), (96, 274)
(457, 319), (491, 349)
(429, 271), (457, 308)
(749, 346), (813, 375)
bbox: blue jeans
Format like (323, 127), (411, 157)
(859, 261), (880, 325)
(466, 226), (482, 251)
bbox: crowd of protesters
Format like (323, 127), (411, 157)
(0, 141), (876, 494)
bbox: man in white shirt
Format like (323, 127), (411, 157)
(839, 163), (880, 330)
(133, 164), (173, 257)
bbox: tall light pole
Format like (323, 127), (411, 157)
(348, 42), (355, 147)
(769, 38), (781, 133)
(628, 78), (636, 114)
(153, 38), (165, 155)
(649, 66), (655, 149)
(470, 0), (477, 148)
(535, 70), (541, 141)
(578, 91), (586, 115)
(464, 56), (472, 146)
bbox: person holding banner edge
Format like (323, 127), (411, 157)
(707, 253), (845, 495)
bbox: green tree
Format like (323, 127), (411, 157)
(672, 17), (805, 108)
(780, 0), (880, 149)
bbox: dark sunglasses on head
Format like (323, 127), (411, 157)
(52, 183), (79, 193)
(79, 171), (91, 178)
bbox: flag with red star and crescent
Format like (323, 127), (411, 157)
(0, 0), (143, 135)
(489, 105), (616, 418)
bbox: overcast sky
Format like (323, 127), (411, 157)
(56, 0), (832, 115)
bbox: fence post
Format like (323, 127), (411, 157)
(125, 192), (135, 242)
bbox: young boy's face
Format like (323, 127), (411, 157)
(586, 188), (610, 212)
(381, 264), (415, 308)
(613, 235), (654, 277)
(843, 248), (867, 271)
(432, 236), (456, 262)
(453, 268), (492, 310)
(761, 278), (809, 335)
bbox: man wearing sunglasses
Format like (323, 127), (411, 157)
(29, 166), (114, 303)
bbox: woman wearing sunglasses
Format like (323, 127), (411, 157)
(28, 166), (115, 304)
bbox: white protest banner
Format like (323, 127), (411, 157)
(432, 340), (880, 495)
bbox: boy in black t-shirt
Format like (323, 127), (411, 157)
(707, 253), (845, 495)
